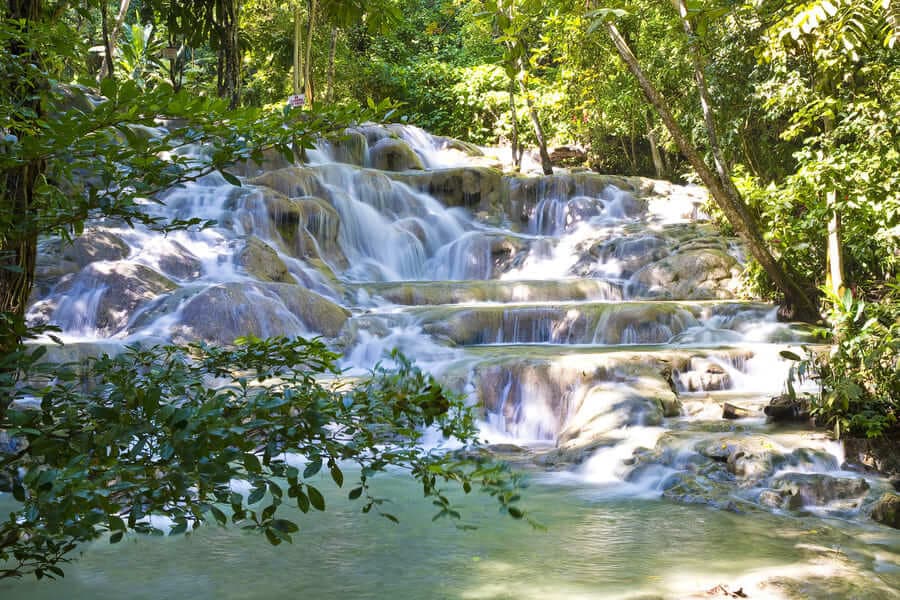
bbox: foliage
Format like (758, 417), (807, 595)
(1, 6), (523, 581)
(784, 285), (900, 438)
(0, 335), (528, 579)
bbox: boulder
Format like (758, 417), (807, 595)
(679, 357), (732, 392)
(294, 196), (348, 268)
(580, 235), (670, 278)
(548, 145), (587, 166)
(368, 138), (424, 171)
(151, 239), (203, 281)
(695, 435), (782, 481)
(771, 473), (870, 508)
(870, 493), (900, 528)
(764, 394), (811, 422)
(722, 402), (755, 420)
(35, 228), (131, 293)
(36, 262), (176, 336)
(169, 282), (349, 344)
(250, 167), (330, 200)
(235, 237), (293, 283)
(628, 248), (741, 300)
(323, 128), (369, 167)
(388, 167), (505, 212)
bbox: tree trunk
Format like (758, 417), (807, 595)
(303, 0), (318, 104)
(674, 0), (742, 203)
(293, 4), (303, 95)
(216, 0), (241, 109)
(100, 0), (131, 80)
(605, 22), (818, 321)
(516, 58), (552, 175)
(823, 116), (843, 295)
(508, 78), (521, 170)
(325, 26), (337, 103)
(2, 0), (45, 423)
(100, 0), (114, 81)
(645, 112), (665, 177)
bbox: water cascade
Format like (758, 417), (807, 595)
(14, 124), (899, 599)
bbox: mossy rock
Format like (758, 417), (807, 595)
(235, 237), (292, 283)
(368, 138), (424, 171)
(870, 492), (900, 528)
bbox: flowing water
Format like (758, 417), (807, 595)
(7, 124), (900, 598)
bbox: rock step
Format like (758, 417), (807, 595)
(377, 301), (802, 346)
(348, 278), (625, 305)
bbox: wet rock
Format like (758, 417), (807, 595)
(695, 435), (782, 481)
(389, 167), (505, 212)
(722, 402), (755, 420)
(35, 262), (177, 336)
(757, 488), (785, 508)
(153, 239), (203, 281)
(870, 492), (900, 528)
(323, 128), (369, 166)
(169, 282), (349, 344)
(659, 472), (740, 511)
(843, 435), (900, 477)
(35, 228), (131, 293)
(558, 383), (665, 449)
(629, 248), (741, 300)
(581, 235), (670, 278)
(764, 394), (811, 422)
(679, 357), (732, 392)
(490, 236), (529, 276)
(368, 138), (424, 171)
(771, 473), (870, 508)
(434, 136), (484, 157)
(235, 237), (292, 283)
(294, 196), (348, 268)
(250, 167), (330, 199)
(229, 147), (295, 177)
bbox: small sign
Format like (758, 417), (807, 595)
(288, 94), (305, 108)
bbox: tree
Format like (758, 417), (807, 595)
(593, 10), (820, 320)
(1, 338), (527, 579)
(484, 0), (554, 174)
(0, 4), (527, 579)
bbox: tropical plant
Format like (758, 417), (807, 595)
(0, 336), (528, 579)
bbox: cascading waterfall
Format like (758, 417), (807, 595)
(21, 122), (899, 598)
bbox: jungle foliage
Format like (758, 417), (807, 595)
(1, 0), (898, 579)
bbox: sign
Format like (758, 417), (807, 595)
(288, 94), (305, 108)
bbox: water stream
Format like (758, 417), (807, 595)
(8, 124), (900, 598)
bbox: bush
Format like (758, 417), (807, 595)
(786, 284), (900, 439)
(0, 335), (528, 579)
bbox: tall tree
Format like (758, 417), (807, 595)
(600, 17), (820, 320)
(1, 0), (45, 355)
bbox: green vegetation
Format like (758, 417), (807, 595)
(1, 0), (898, 580)
(1, 336), (525, 579)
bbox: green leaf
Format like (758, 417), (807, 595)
(220, 170), (242, 187)
(348, 487), (363, 500)
(270, 519), (299, 534)
(303, 458), (322, 479)
(780, 350), (803, 361)
(243, 453), (261, 473)
(248, 485), (266, 505)
(209, 505), (228, 526)
(295, 489), (310, 513)
(109, 531), (124, 544)
(330, 465), (343, 487)
(108, 515), (126, 531)
(307, 485), (326, 511)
